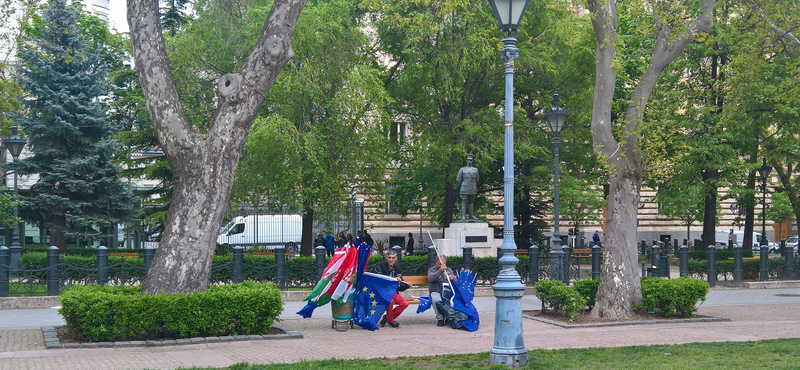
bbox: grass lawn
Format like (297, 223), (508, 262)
(177, 338), (800, 370)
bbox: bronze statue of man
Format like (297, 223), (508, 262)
(456, 154), (479, 220)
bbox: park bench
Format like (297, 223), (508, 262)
(400, 275), (429, 305)
(572, 248), (602, 259)
(251, 251), (296, 258)
(109, 252), (140, 258)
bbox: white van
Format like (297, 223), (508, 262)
(217, 215), (302, 252)
(715, 230), (762, 250)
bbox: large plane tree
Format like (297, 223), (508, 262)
(128, 0), (309, 294)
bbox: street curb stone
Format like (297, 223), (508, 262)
(522, 313), (730, 328)
(39, 323), (302, 349)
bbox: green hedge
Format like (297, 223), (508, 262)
(534, 277), (709, 320)
(59, 281), (282, 342)
(687, 249), (754, 261)
(638, 277), (709, 317)
(573, 279), (600, 310)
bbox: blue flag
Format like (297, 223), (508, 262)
(416, 295), (432, 314)
(352, 272), (398, 331)
(451, 269), (479, 332)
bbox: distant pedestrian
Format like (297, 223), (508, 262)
(314, 233), (324, 249)
(406, 232), (415, 256)
(362, 230), (374, 246)
(324, 232), (336, 257)
(593, 231), (601, 246)
(336, 232), (346, 250)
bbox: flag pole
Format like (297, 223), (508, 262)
(427, 230), (455, 305)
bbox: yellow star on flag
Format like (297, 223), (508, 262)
(371, 300), (377, 306)
(370, 309), (376, 315)
(369, 292), (375, 298)
(363, 287), (368, 292)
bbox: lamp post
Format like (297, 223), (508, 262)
(3, 126), (27, 270)
(758, 158), (772, 246)
(418, 185), (424, 251)
(544, 94), (569, 282)
(487, 0), (531, 367)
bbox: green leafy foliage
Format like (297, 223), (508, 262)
(533, 279), (587, 322)
(59, 281), (283, 341)
(12, 0), (134, 246)
(638, 277), (709, 317)
(572, 279), (600, 310)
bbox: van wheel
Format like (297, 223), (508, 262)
(285, 242), (298, 254)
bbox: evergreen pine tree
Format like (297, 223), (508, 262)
(13, 0), (134, 252)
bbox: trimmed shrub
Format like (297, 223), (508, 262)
(59, 281), (282, 342)
(639, 277), (709, 317)
(572, 279), (600, 310)
(533, 279), (586, 322)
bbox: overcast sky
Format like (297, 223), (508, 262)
(108, 0), (128, 34)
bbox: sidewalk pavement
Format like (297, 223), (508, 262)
(1, 286), (800, 370)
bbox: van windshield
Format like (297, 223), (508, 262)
(220, 220), (236, 235)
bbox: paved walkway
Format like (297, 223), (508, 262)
(1, 287), (800, 370)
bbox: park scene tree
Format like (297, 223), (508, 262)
(0, 0), (798, 329)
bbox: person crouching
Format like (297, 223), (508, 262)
(375, 250), (411, 328)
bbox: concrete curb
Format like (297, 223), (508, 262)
(41, 323), (302, 350)
(522, 313), (731, 328)
(0, 296), (61, 309)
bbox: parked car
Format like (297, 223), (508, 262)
(784, 235), (798, 253)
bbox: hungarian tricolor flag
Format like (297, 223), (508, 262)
(297, 245), (364, 318)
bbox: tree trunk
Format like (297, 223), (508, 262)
(701, 169), (718, 250)
(300, 207), (314, 256)
(128, 0), (308, 294)
(443, 179), (456, 228)
(588, 0), (716, 318)
(594, 171), (642, 317)
(50, 229), (66, 254)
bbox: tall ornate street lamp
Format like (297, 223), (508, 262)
(3, 126), (27, 270)
(418, 185), (424, 251)
(543, 94), (569, 282)
(487, 0), (531, 367)
(758, 158), (772, 246)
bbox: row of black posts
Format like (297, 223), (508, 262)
(0, 245), (159, 297)
(4, 243), (795, 296)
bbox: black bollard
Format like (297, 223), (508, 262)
(659, 257), (670, 279)
(651, 245), (661, 278)
(760, 245), (768, 281)
(528, 245), (538, 284)
(233, 246), (244, 284)
(427, 245), (437, 269)
(97, 246), (108, 286)
(463, 245), (474, 271)
(641, 240), (647, 255)
(0, 246), (9, 297)
(315, 246), (327, 279)
(707, 245), (717, 288)
(680, 245), (689, 277)
(733, 245), (743, 284)
(47, 246), (59, 296)
(143, 245), (155, 276)
(562, 246), (570, 285)
(591, 245), (601, 280)
(276, 245), (287, 290)
(392, 245), (403, 263)
(642, 261), (647, 278)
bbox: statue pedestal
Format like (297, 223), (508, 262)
(436, 222), (500, 257)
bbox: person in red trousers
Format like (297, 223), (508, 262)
(375, 250), (411, 328)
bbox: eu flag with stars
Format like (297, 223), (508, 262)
(353, 272), (398, 331)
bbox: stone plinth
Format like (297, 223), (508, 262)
(438, 222), (500, 257)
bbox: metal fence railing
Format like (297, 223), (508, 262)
(1, 245), (797, 297)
